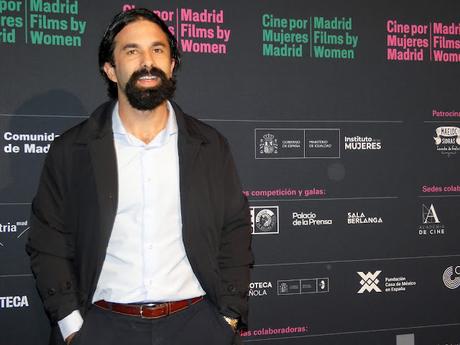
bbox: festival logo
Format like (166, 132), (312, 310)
(386, 19), (460, 63)
(0, 0), (87, 47)
(123, 5), (232, 55)
(261, 14), (359, 60)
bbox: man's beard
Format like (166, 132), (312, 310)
(124, 67), (176, 111)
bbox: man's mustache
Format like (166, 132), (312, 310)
(131, 67), (166, 82)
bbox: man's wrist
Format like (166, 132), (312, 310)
(58, 310), (83, 340)
(65, 332), (78, 345)
(223, 315), (238, 332)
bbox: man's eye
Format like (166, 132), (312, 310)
(127, 49), (137, 55)
(153, 48), (163, 53)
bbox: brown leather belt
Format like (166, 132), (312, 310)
(94, 296), (204, 319)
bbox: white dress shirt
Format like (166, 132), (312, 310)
(58, 102), (205, 340)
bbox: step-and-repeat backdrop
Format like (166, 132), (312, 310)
(1, 1), (460, 344)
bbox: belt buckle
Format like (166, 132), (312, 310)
(139, 303), (156, 319)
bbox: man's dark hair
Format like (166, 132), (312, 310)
(98, 8), (181, 99)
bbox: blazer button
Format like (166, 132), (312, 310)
(227, 284), (236, 293)
(48, 288), (56, 296)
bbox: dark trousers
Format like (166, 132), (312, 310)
(71, 299), (236, 345)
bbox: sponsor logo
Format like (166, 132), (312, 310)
(259, 133), (279, 155)
(292, 211), (333, 227)
(0, 219), (29, 247)
(347, 211), (383, 225)
(248, 281), (273, 297)
(250, 206), (279, 234)
(357, 271), (382, 293)
(255, 129), (304, 159)
(357, 271), (416, 294)
(418, 204), (445, 236)
(442, 266), (460, 290)
(255, 128), (340, 159)
(433, 126), (460, 157)
(277, 277), (329, 295)
(384, 276), (416, 292)
(344, 136), (382, 150)
(317, 278), (329, 292)
(0, 296), (29, 308)
(423, 203), (440, 223)
(305, 129), (340, 158)
(2, 131), (59, 154)
(396, 334), (415, 345)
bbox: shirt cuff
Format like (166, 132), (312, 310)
(58, 310), (84, 341)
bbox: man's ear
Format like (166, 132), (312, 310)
(103, 62), (117, 83)
(170, 59), (176, 75)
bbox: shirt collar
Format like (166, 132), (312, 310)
(112, 101), (178, 147)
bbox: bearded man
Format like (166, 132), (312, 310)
(26, 8), (252, 345)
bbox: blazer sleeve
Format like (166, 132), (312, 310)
(26, 140), (80, 323)
(218, 139), (254, 329)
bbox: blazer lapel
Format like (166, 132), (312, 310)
(89, 134), (118, 249)
(178, 134), (201, 233)
(174, 102), (205, 248)
(72, 101), (118, 301)
(83, 101), (118, 257)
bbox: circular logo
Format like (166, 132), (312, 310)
(442, 266), (460, 289)
(255, 209), (276, 232)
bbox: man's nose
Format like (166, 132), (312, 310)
(141, 51), (156, 68)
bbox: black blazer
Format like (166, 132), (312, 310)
(26, 101), (253, 344)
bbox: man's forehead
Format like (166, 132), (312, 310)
(114, 19), (169, 45)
